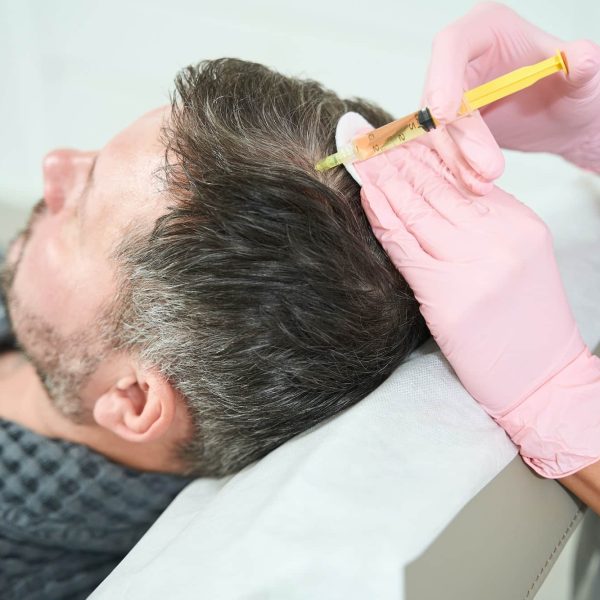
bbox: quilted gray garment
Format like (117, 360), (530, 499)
(0, 418), (192, 599)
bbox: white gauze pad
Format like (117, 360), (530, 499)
(334, 111), (374, 186)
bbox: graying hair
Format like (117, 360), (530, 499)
(115, 58), (430, 477)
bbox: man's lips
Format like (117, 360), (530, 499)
(4, 199), (47, 279)
(6, 233), (24, 269)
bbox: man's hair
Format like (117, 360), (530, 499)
(115, 58), (430, 477)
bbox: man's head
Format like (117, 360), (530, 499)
(1, 58), (430, 477)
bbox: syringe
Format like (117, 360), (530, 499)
(315, 51), (568, 172)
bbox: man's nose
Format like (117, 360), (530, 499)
(42, 149), (96, 214)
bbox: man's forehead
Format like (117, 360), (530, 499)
(107, 105), (170, 155)
(100, 106), (170, 190)
(90, 105), (171, 230)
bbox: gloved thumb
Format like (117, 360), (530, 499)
(445, 111), (505, 183)
(563, 39), (600, 87)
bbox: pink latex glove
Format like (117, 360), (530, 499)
(354, 136), (600, 479)
(421, 1), (600, 194)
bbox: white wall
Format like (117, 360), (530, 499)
(0, 0), (599, 210)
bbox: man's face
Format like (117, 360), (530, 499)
(1, 106), (169, 420)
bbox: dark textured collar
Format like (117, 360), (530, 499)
(0, 419), (193, 600)
(0, 417), (191, 553)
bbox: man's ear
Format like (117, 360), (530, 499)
(93, 367), (177, 443)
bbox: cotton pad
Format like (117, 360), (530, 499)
(335, 111), (374, 186)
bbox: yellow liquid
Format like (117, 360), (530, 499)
(352, 112), (428, 160)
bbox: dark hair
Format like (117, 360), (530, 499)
(116, 58), (430, 476)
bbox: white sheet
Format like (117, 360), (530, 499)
(91, 157), (600, 600)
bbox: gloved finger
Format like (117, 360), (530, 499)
(375, 164), (486, 264)
(375, 174), (458, 260)
(445, 112), (505, 182)
(410, 116), (502, 190)
(359, 175), (405, 231)
(398, 144), (491, 226)
(382, 143), (467, 211)
(426, 126), (494, 196)
(354, 148), (399, 187)
(389, 140), (485, 203)
(422, 5), (499, 123)
(562, 39), (600, 88)
(360, 183), (436, 270)
(360, 139), (456, 188)
(363, 141), (488, 229)
(421, 3), (536, 123)
(357, 141), (457, 261)
(389, 139), (459, 189)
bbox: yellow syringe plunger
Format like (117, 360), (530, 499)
(459, 50), (568, 113)
(315, 50), (569, 172)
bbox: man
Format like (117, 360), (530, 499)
(0, 58), (430, 597)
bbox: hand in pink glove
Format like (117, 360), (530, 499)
(354, 137), (600, 479)
(422, 1), (600, 194)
